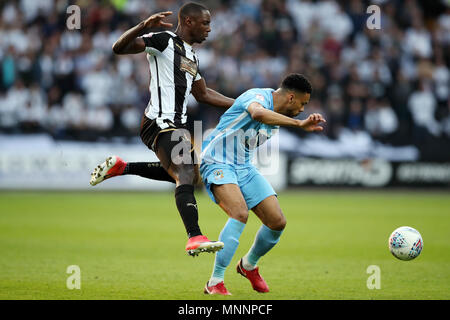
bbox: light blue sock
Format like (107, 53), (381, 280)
(244, 224), (283, 269)
(210, 218), (246, 284)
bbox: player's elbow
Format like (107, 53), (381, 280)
(194, 92), (208, 104)
(250, 109), (265, 122)
(112, 43), (120, 54)
(112, 42), (124, 55)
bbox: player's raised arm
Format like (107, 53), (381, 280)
(247, 102), (299, 127)
(112, 11), (173, 55)
(191, 78), (235, 109)
(247, 102), (326, 131)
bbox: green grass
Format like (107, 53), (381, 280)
(0, 190), (449, 300)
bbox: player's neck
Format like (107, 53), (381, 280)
(175, 26), (194, 45)
(272, 90), (288, 115)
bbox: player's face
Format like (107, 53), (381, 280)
(190, 10), (211, 44)
(286, 92), (310, 117)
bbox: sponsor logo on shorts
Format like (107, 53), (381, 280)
(214, 169), (224, 180)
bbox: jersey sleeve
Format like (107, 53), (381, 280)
(194, 71), (202, 81)
(243, 92), (271, 112)
(193, 57), (202, 81)
(140, 32), (171, 54)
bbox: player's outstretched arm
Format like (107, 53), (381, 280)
(247, 102), (326, 131)
(191, 78), (235, 109)
(112, 11), (173, 55)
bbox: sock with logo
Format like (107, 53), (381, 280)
(242, 224), (283, 270)
(123, 162), (175, 183)
(209, 218), (246, 286)
(175, 184), (202, 238)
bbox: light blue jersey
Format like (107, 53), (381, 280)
(200, 88), (279, 209)
(201, 88), (279, 166)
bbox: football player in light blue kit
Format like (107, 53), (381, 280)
(201, 74), (326, 295)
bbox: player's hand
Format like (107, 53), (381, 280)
(299, 113), (326, 132)
(143, 11), (173, 29)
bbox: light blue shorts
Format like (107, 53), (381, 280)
(200, 162), (276, 210)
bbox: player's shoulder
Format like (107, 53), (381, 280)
(239, 88), (274, 107)
(243, 88), (273, 98)
(141, 31), (176, 54)
(141, 30), (175, 40)
(161, 30), (177, 39)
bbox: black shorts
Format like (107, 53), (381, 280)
(140, 116), (197, 166)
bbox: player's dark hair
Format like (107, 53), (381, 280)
(281, 74), (312, 94)
(178, 2), (209, 21)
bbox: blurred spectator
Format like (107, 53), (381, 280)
(326, 94), (345, 139)
(433, 51), (449, 107)
(1, 46), (17, 90)
(442, 101), (450, 139)
(408, 80), (440, 137)
(364, 98), (399, 140)
(120, 104), (142, 135)
(0, 91), (18, 132)
(436, 7), (450, 45)
(347, 99), (364, 131)
(80, 61), (114, 108)
(403, 14), (433, 59)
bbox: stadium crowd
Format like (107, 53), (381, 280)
(0, 0), (449, 160)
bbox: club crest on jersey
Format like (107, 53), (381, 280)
(255, 94), (265, 102)
(213, 169), (224, 180)
(180, 56), (198, 77)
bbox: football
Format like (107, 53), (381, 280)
(389, 226), (423, 261)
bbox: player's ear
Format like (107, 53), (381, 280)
(185, 16), (194, 27)
(182, 16), (189, 26)
(288, 93), (295, 104)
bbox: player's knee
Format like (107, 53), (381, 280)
(193, 169), (201, 186)
(232, 210), (248, 224)
(269, 214), (286, 231)
(175, 164), (196, 185)
(222, 206), (248, 224)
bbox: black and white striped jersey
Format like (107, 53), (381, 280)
(140, 31), (202, 129)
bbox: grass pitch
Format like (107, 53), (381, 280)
(0, 190), (449, 300)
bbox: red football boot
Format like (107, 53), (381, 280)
(90, 156), (127, 186)
(236, 258), (269, 293)
(186, 235), (224, 257)
(203, 281), (232, 295)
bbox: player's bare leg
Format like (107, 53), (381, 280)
(236, 195), (286, 293)
(204, 184), (249, 295)
(213, 184), (249, 224)
(251, 195), (286, 232)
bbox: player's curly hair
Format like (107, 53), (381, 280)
(281, 74), (312, 94)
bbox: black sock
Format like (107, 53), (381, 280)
(175, 184), (202, 238)
(123, 162), (175, 183)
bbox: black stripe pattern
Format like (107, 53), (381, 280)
(142, 32), (171, 52)
(153, 56), (162, 117)
(173, 37), (187, 125)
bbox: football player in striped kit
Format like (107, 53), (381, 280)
(90, 3), (234, 257)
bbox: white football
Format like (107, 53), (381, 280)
(388, 226), (423, 261)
